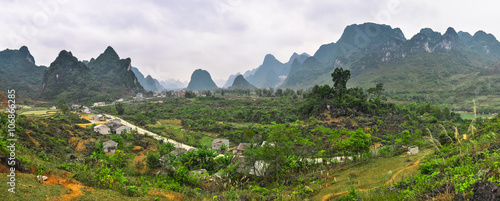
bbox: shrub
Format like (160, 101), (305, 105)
(146, 151), (161, 169)
(419, 162), (437, 175)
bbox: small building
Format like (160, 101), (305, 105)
(408, 146), (419, 155)
(107, 119), (121, 125)
(71, 105), (81, 109)
(93, 102), (105, 107)
(115, 125), (130, 134)
(94, 125), (111, 135)
(50, 106), (57, 110)
(136, 93), (143, 99)
(82, 107), (92, 114)
(175, 91), (185, 98)
(116, 98), (124, 102)
(211, 138), (229, 150)
(103, 140), (119, 153)
(92, 114), (106, 121)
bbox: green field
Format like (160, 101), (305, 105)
(458, 112), (497, 119)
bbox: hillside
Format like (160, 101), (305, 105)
(230, 75), (256, 89)
(186, 69), (218, 91)
(0, 46), (46, 99)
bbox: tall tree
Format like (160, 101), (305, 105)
(367, 83), (384, 99)
(331, 68), (351, 103)
(115, 102), (125, 115)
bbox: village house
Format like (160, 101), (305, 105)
(103, 140), (118, 153)
(107, 118), (121, 125)
(211, 138), (229, 150)
(50, 106), (57, 110)
(93, 102), (106, 107)
(82, 107), (93, 114)
(136, 93), (143, 99)
(175, 91), (185, 98)
(94, 125), (110, 135)
(92, 114), (106, 121)
(114, 125), (131, 134)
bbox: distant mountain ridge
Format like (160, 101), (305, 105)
(245, 52), (309, 88)
(131, 67), (164, 92)
(161, 79), (188, 90)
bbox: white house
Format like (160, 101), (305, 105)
(94, 125), (110, 135)
(115, 125), (130, 134)
(93, 102), (106, 107)
(136, 93), (143, 99)
(83, 107), (92, 114)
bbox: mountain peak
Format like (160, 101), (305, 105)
(186, 69), (218, 91)
(101, 46), (120, 60)
(19, 46), (29, 54)
(263, 54), (281, 65)
(18, 46), (35, 64)
(54, 50), (77, 63)
(473, 30), (498, 43)
(231, 74), (256, 89)
(444, 27), (459, 38)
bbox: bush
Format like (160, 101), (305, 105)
(123, 185), (148, 197)
(146, 151), (161, 169)
(419, 162), (437, 175)
(166, 182), (181, 192)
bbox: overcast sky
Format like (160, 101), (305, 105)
(2, 0), (499, 84)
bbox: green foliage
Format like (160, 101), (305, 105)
(419, 162), (438, 175)
(146, 150), (161, 169)
(332, 67), (351, 102)
(338, 186), (358, 201)
(115, 102), (125, 115)
(123, 185), (148, 197)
